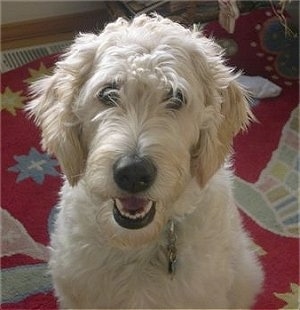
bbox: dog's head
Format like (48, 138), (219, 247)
(27, 15), (252, 247)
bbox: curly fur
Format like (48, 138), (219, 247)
(27, 14), (263, 309)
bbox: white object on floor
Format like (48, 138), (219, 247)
(218, 0), (240, 33)
(237, 75), (282, 99)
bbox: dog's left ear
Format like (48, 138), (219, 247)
(26, 33), (98, 186)
(191, 37), (253, 187)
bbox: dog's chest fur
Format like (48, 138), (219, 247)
(28, 14), (263, 309)
(50, 172), (243, 309)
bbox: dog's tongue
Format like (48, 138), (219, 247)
(119, 197), (148, 211)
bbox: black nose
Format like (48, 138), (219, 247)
(113, 154), (157, 193)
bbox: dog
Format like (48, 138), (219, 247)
(27, 14), (264, 309)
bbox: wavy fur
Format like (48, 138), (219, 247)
(27, 14), (263, 309)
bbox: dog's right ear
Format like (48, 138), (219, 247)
(26, 33), (98, 186)
(189, 35), (253, 188)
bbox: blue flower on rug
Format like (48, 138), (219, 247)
(261, 18), (299, 79)
(8, 147), (59, 184)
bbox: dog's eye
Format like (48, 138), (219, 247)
(165, 89), (185, 110)
(98, 85), (120, 107)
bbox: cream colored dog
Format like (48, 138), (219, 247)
(27, 14), (263, 309)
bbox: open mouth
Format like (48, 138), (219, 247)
(113, 197), (156, 230)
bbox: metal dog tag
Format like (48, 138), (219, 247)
(167, 220), (177, 278)
(168, 249), (177, 277)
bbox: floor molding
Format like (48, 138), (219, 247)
(1, 9), (108, 50)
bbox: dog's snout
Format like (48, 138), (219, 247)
(113, 155), (157, 193)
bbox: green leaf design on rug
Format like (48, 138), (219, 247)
(1, 87), (26, 116)
(274, 283), (300, 309)
(235, 106), (299, 237)
(24, 62), (53, 84)
(2, 263), (52, 303)
(249, 239), (267, 256)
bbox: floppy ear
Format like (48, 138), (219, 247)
(191, 36), (253, 187)
(26, 33), (98, 186)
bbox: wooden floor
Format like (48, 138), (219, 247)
(2, 33), (75, 51)
(2, 9), (109, 51)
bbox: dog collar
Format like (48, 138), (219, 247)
(167, 219), (177, 278)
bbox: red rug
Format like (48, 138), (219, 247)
(1, 8), (299, 309)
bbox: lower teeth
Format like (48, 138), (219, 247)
(118, 206), (151, 219)
(112, 200), (156, 229)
